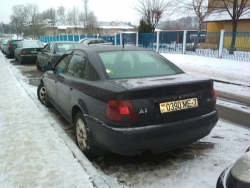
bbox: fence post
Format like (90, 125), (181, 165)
(183, 30), (187, 54)
(136, 32), (139, 47)
(120, 33), (122, 46)
(115, 33), (117, 45)
(156, 31), (160, 53)
(218, 30), (225, 58)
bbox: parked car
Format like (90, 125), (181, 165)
(80, 38), (113, 46)
(5, 39), (22, 58)
(14, 40), (44, 64)
(37, 45), (218, 157)
(36, 41), (80, 70)
(78, 38), (90, 43)
(216, 147), (250, 188)
(0, 39), (8, 54)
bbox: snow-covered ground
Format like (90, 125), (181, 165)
(163, 54), (250, 114)
(0, 52), (250, 188)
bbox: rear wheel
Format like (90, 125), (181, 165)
(36, 59), (42, 70)
(19, 56), (23, 64)
(37, 82), (53, 108)
(75, 111), (97, 157)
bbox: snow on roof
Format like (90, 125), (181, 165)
(43, 20), (133, 30)
(204, 7), (250, 22)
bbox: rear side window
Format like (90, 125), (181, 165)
(65, 54), (89, 79)
(98, 51), (183, 79)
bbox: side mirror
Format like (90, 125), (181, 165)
(42, 63), (52, 71)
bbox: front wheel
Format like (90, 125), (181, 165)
(37, 82), (53, 108)
(75, 111), (97, 157)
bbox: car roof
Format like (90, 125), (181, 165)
(51, 41), (78, 44)
(72, 45), (152, 53)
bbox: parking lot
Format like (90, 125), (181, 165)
(1, 52), (249, 188)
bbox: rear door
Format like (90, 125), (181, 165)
(56, 50), (88, 120)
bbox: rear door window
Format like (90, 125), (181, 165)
(65, 52), (89, 79)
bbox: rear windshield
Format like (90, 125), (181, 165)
(22, 41), (43, 48)
(10, 40), (21, 45)
(98, 51), (183, 79)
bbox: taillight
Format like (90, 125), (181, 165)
(211, 88), (216, 106)
(8, 45), (13, 49)
(21, 50), (27, 54)
(106, 100), (137, 122)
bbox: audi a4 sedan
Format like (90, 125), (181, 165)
(37, 45), (218, 157)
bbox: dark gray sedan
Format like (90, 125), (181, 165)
(36, 41), (82, 70)
(37, 45), (218, 157)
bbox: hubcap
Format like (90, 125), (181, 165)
(39, 86), (47, 104)
(76, 119), (87, 151)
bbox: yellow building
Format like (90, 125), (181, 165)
(200, 0), (250, 51)
(205, 0), (250, 32)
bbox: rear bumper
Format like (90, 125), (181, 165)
(20, 55), (37, 62)
(87, 110), (219, 156)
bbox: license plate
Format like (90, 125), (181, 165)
(31, 51), (37, 53)
(159, 98), (198, 113)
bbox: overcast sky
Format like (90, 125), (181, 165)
(0, 0), (140, 24)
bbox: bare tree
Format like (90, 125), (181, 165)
(42, 8), (57, 35)
(25, 3), (43, 39)
(86, 11), (100, 34)
(211, 0), (250, 53)
(173, 0), (218, 50)
(67, 7), (81, 33)
(10, 5), (27, 38)
(134, 0), (171, 32)
(57, 6), (66, 23)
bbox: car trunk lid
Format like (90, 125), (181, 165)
(109, 73), (216, 126)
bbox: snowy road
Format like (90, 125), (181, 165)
(1, 52), (250, 188)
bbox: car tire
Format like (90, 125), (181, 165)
(36, 59), (42, 70)
(37, 82), (53, 108)
(75, 111), (97, 158)
(19, 56), (23, 64)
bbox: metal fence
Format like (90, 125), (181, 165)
(224, 32), (250, 51)
(40, 34), (115, 44)
(40, 30), (250, 62)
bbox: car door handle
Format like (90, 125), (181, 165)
(70, 88), (73, 91)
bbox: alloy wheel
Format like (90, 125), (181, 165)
(76, 119), (87, 151)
